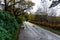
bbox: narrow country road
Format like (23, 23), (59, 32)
(18, 21), (60, 40)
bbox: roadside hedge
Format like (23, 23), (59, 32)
(0, 10), (19, 40)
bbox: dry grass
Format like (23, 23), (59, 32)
(30, 21), (60, 30)
(29, 21), (60, 35)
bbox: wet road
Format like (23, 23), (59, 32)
(18, 21), (60, 40)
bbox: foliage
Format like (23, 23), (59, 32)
(1, 0), (34, 17)
(24, 12), (29, 21)
(16, 17), (23, 24)
(0, 10), (19, 40)
(30, 13), (60, 30)
(17, 12), (29, 21)
(28, 13), (35, 21)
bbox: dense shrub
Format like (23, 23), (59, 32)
(30, 21), (60, 30)
(16, 17), (23, 24)
(0, 10), (19, 40)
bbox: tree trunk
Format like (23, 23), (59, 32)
(4, 0), (7, 11)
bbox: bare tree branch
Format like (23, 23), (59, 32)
(17, 5), (32, 16)
(7, 0), (12, 5)
(8, 0), (24, 7)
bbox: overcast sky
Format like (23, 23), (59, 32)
(31, 0), (60, 16)
(31, 0), (51, 12)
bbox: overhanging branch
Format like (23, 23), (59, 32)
(8, 0), (24, 7)
(17, 6), (32, 16)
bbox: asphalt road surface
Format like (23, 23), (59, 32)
(18, 21), (60, 40)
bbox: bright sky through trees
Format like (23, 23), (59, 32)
(32, 0), (60, 16)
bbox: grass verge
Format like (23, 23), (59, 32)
(38, 25), (60, 35)
(30, 21), (60, 35)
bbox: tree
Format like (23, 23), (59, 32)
(47, 8), (57, 24)
(49, 0), (60, 8)
(28, 13), (35, 21)
(0, 0), (34, 17)
(35, 8), (48, 22)
(48, 8), (56, 16)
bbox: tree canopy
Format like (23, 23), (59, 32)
(0, 0), (34, 17)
